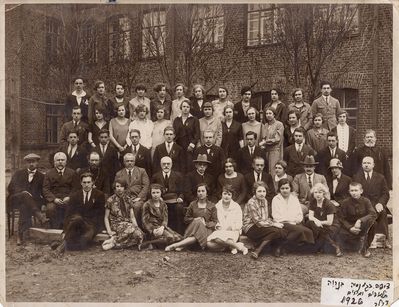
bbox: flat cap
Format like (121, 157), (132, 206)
(23, 153), (41, 161)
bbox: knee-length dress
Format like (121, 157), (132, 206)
(184, 200), (217, 248)
(105, 194), (144, 248)
(207, 200), (242, 242)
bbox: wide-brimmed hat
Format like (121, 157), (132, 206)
(23, 153), (41, 161)
(300, 155), (319, 166)
(193, 154), (211, 164)
(328, 158), (343, 169)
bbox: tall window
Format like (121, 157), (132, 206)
(142, 10), (166, 58)
(247, 4), (282, 46)
(315, 4), (359, 35)
(192, 5), (224, 49)
(108, 16), (132, 63)
(46, 17), (62, 63)
(333, 88), (358, 127)
(46, 104), (64, 144)
(81, 24), (98, 64)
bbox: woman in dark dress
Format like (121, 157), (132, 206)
(173, 99), (200, 173)
(88, 106), (109, 149)
(306, 183), (342, 256)
(190, 84), (206, 119)
(263, 88), (288, 127)
(88, 80), (110, 124)
(165, 183), (217, 251)
(221, 105), (243, 160)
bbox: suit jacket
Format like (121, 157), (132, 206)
(338, 196), (377, 230)
(64, 188), (105, 233)
(283, 143), (316, 176)
(151, 171), (184, 201)
(57, 144), (88, 171)
(92, 142), (120, 184)
(233, 101), (260, 124)
(59, 120), (89, 148)
(311, 95), (342, 130)
(352, 171), (390, 207)
(115, 167), (149, 200)
(122, 144), (152, 177)
(8, 169), (45, 202)
(244, 171), (276, 205)
(316, 146), (347, 176)
(237, 146), (267, 175)
(173, 115), (200, 150)
(65, 94), (90, 123)
(292, 172), (329, 204)
(190, 97), (205, 119)
(194, 145), (225, 178)
(183, 170), (216, 203)
(42, 168), (80, 202)
(326, 173), (351, 204)
(152, 142), (184, 173)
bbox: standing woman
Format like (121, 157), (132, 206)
(306, 183), (342, 256)
(263, 88), (288, 127)
(126, 104), (154, 150)
(102, 178), (144, 250)
(150, 83), (172, 121)
(173, 99), (200, 173)
(88, 80), (110, 124)
(307, 113), (329, 154)
(243, 182), (287, 259)
(88, 107), (109, 149)
(165, 183), (217, 251)
(212, 86), (234, 122)
(216, 158), (247, 209)
(109, 104), (130, 153)
(151, 106), (172, 158)
(271, 178), (314, 254)
(221, 105), (244, 161)
(129, 84), (151, 121)
(170, 83), (187, 122)
(207, 184), (248, 255)
(288, 88), (312, 130)
(190, 84), (206, 119)
(260, 107), (284, 177)
(242, 107), (262, 146)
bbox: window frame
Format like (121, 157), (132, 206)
(46, 103), (64, 144)
(107, 14), (132, 63)
(141, 9), (167, 59)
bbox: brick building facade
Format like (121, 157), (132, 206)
(5, 3), (392, 173)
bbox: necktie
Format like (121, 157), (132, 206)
(74, 121), (77, 128)
(68, 147), (73, 158)
(257, 173), (261, 182)
(164, 173), (169, 191)
(84, 192), (89, 204)
(133, 145), (137, 154)
(207, 148), (211, 155)
(128, 170), (132, 182)
(58, 171), (63, 177)
(331, 149), (335, 157)
(167, 143), (171, 154)
(325, 96), (329, 106)
(102, 145), (105, 155)
(366, 172), (371, 182)
(28, 171), (35, 183)
(308, 175), (312, 188)
(249, 147), (253, 156)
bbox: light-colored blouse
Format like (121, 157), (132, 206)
(214, 199), (243, 232)
(271, 193), (303, 224)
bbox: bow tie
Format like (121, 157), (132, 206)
(28, 170), (36, 174)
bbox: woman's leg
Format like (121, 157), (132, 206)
(165, 237), (197, 251)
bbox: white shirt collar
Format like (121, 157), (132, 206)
(72, 90), (86, 98)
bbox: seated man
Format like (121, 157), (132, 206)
(237, 131), (267, 175)
(57, 130), (88, 172)
(151, 156), (185, 235)
(184, 154), (216, 204)
(59, 106), (89, 148)
(79, 151), (110, 197)
(194, 130), (225, 178)
(244, 156), (275, 206)
(337, 182), (377, 258)
(292, 155), (329, 214)
(43, 152), (79, 229)
(55, 172), (105, 253)
(326, 158), (351, 207)
(352, 156), (391, 248)
(114, 153), (149, 227)
(7, 153), (49, 245)
(316, 132), (347, 177)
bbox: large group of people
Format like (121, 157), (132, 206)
(7, 77), (392, 259)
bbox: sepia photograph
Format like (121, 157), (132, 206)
(2, 1), (396, 305)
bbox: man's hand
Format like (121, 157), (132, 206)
(354, 219), (361, 229)
(153, 226), (165, 237)
(350, 226), (361, 235)
(273, 222), (284, 228)
(314, 220), (323, 228)
(62, 197), (70, 204)
(176, 198), (183, 203)
(375, 203), (384, 213)
(54, 198), (64, 205)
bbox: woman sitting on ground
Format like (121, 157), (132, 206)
(102, 178), (144, 250)
(271, 178), (315, 255)
(206, 184), (248, 255)
(165, 183), (217, 251)
(243, 182), (287, 259)
(141, 184), (183, 248)
(305, 183), (342, 257)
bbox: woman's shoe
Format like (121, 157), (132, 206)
(231, 248), (238, 255)
(335, 247), (343, 257)
(250, 251), (259, 259)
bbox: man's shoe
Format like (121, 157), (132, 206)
(55, 241), (66, 254)
(50, 241), (60, 250)
(362, 249), (371, 258)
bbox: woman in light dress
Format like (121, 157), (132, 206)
(170, 83), (187, 122)
(109, 104), (130, 153)
(126, 104), (154, 149)
(151, 105), (172, 158)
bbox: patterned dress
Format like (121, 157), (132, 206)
(105, 193), (144, 248)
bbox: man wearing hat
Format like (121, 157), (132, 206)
(184, 154), (216, 203)
(326, 158), (352, 207)
(7, 153), (49, 244)
(292, 155), (329, 214)
(198, 102), (223, 147)
(233, 86), (259, 123)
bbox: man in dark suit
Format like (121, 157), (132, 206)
(326, 158), (351, 207)
(114, 153), (149, 227)
(244, 156), (275, 206)
(43, 152), (80, 229)
(237, 131), (267, 175)
(79, 151), (110, 197)
(64, 77), (90, 123)
(352, 156), (391, 248)
(316, 132), (347, 176)
(194, 130), (225, 178)
(57, 130), (88, 172)
(7, 153), (49, 245)
(352, 129), (392, 189)
(122, 129), (152, 178)
(184, 154), (216, 203)
(153, 126), (184, 173)
(92, 128), (120, 190)
(151, 156), (185, 234)
(284, 127), (316, 176)
(233, 86), (259, 123)
(55, 172), (105, 253)
(59, 106), (89, 148)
